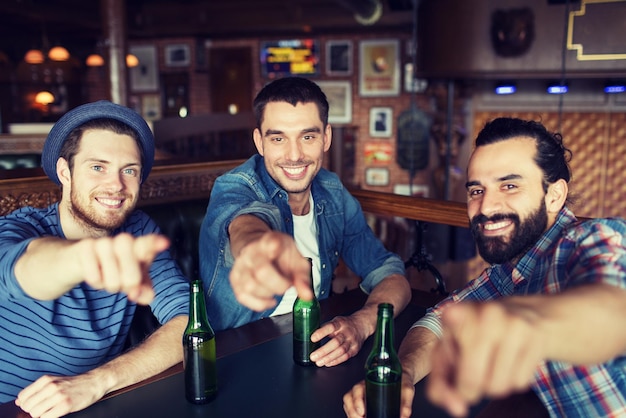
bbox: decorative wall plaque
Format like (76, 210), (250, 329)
(567, 0), (626, 60)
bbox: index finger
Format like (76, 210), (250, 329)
(133, 234), (170, 262)
(262, 235), (312, 301)
(292, 257), (313, 302)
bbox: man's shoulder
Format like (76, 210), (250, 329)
(223, 155), (260, 175)
(564, 216), (626, 240)
(216, 156), (263, 185)
(1, 204), (60, 231)
(313, 168), (345, 192)
(119, 210), (159, 235)
(4, 204), (56, 217)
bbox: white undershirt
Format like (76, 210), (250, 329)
(271, 194), (320, 316)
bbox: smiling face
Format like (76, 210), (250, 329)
(57, 129), (142, 238)
(253, 101), (331, 214)
(466, 137), (565, 264)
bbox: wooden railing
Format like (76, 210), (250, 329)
(0, 159), (471, 226)
(0, 159), (245, 216)
(350, 188), (469, 228)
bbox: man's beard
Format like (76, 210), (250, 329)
(69, 188), (134, 233)
(470, 202), (548, 265)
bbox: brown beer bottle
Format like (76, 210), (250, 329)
(183, 279), (217, 404)
(365, 303), (402, 418)
(292, 258), (321, 366)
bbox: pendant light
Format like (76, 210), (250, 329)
(85, 53), (139, 68)
(126, 53), (139, 67)
(24, 49), (45, 64)
(35, 91), (55, 105)
(86, 54), (105, 67)
(48, 46), (70, 62)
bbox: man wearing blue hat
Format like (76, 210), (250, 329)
(0, 101), (189, 417)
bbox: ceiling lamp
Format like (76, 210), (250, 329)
(604, 81), (625, 94)
(85, 53), (139, 67)
(126, 54), (139, 68)
(24, 49), (45, 64)
(35, 91), (55, 105)
(48, 46), (70, 61)
(494, 82), (516, 95)
(547, 83), (568, 94)
(86, 54), (105, 67)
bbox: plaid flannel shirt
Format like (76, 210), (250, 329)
(413, 206), (626, 417)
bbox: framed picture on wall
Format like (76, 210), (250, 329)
(317, 81), (352, 124)
(326, 40), (352, 76)
(165, 44), (191, 67)
(364, 142), (392, 165)
(369, 107), (392, 137)
(365, 167), (390, 187)
(141, 94), (162, 121)
(129, 45), (158, 92)
(359, 39), (400, 97)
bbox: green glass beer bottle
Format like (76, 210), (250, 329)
(365, 303), (402, 418)
(292, 258), (321, 366)
(183, 279), (217, 404)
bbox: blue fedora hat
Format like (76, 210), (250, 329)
(42, 100), (155, 185)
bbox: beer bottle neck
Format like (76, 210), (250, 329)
(188, 280), (211, 331)
(373, 304), (394, 354)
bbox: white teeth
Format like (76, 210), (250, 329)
(284, 167), (305, 175)
(484, 221), (509, 230)
(99, 198), (121, 206)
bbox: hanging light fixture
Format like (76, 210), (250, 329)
(86, 53), (105, 67)
(24, 49), (45, 64)
(48, 46), (70, 62)
(126, 53), (139, 67)
(35, 91), (55, 105)
(85, 53), (139, 68)
(23, 21), (71, 64)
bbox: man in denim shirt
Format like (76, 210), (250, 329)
(199, 77), (411, 367)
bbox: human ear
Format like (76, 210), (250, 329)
(546, 179), (568, 214)
(253, 128), (264, 156)
(323, 123), (332, 152)
(56, 158), (71, 186)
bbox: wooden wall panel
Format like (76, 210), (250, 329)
(605, 113), (626, 217)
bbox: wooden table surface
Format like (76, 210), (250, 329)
(0, 288), (547, 417)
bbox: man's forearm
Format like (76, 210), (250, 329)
(89, 315), (188, 396)
(398, 326), (439, 385)
(505, 283), (626, 365)
(228, 214), (271, 257)
(14, 237), (83, 300)
(351, 274), (411, 340)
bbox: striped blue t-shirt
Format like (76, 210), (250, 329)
(0, 203), (190, 404)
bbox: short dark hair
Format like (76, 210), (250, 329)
(475, 117), (572, 193)
(59, 118), (144, 178)
(253, 77), (329, 129)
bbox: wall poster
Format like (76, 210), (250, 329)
(359, 39), (400, 97)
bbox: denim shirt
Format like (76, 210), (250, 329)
(198, 155), (405, 331)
